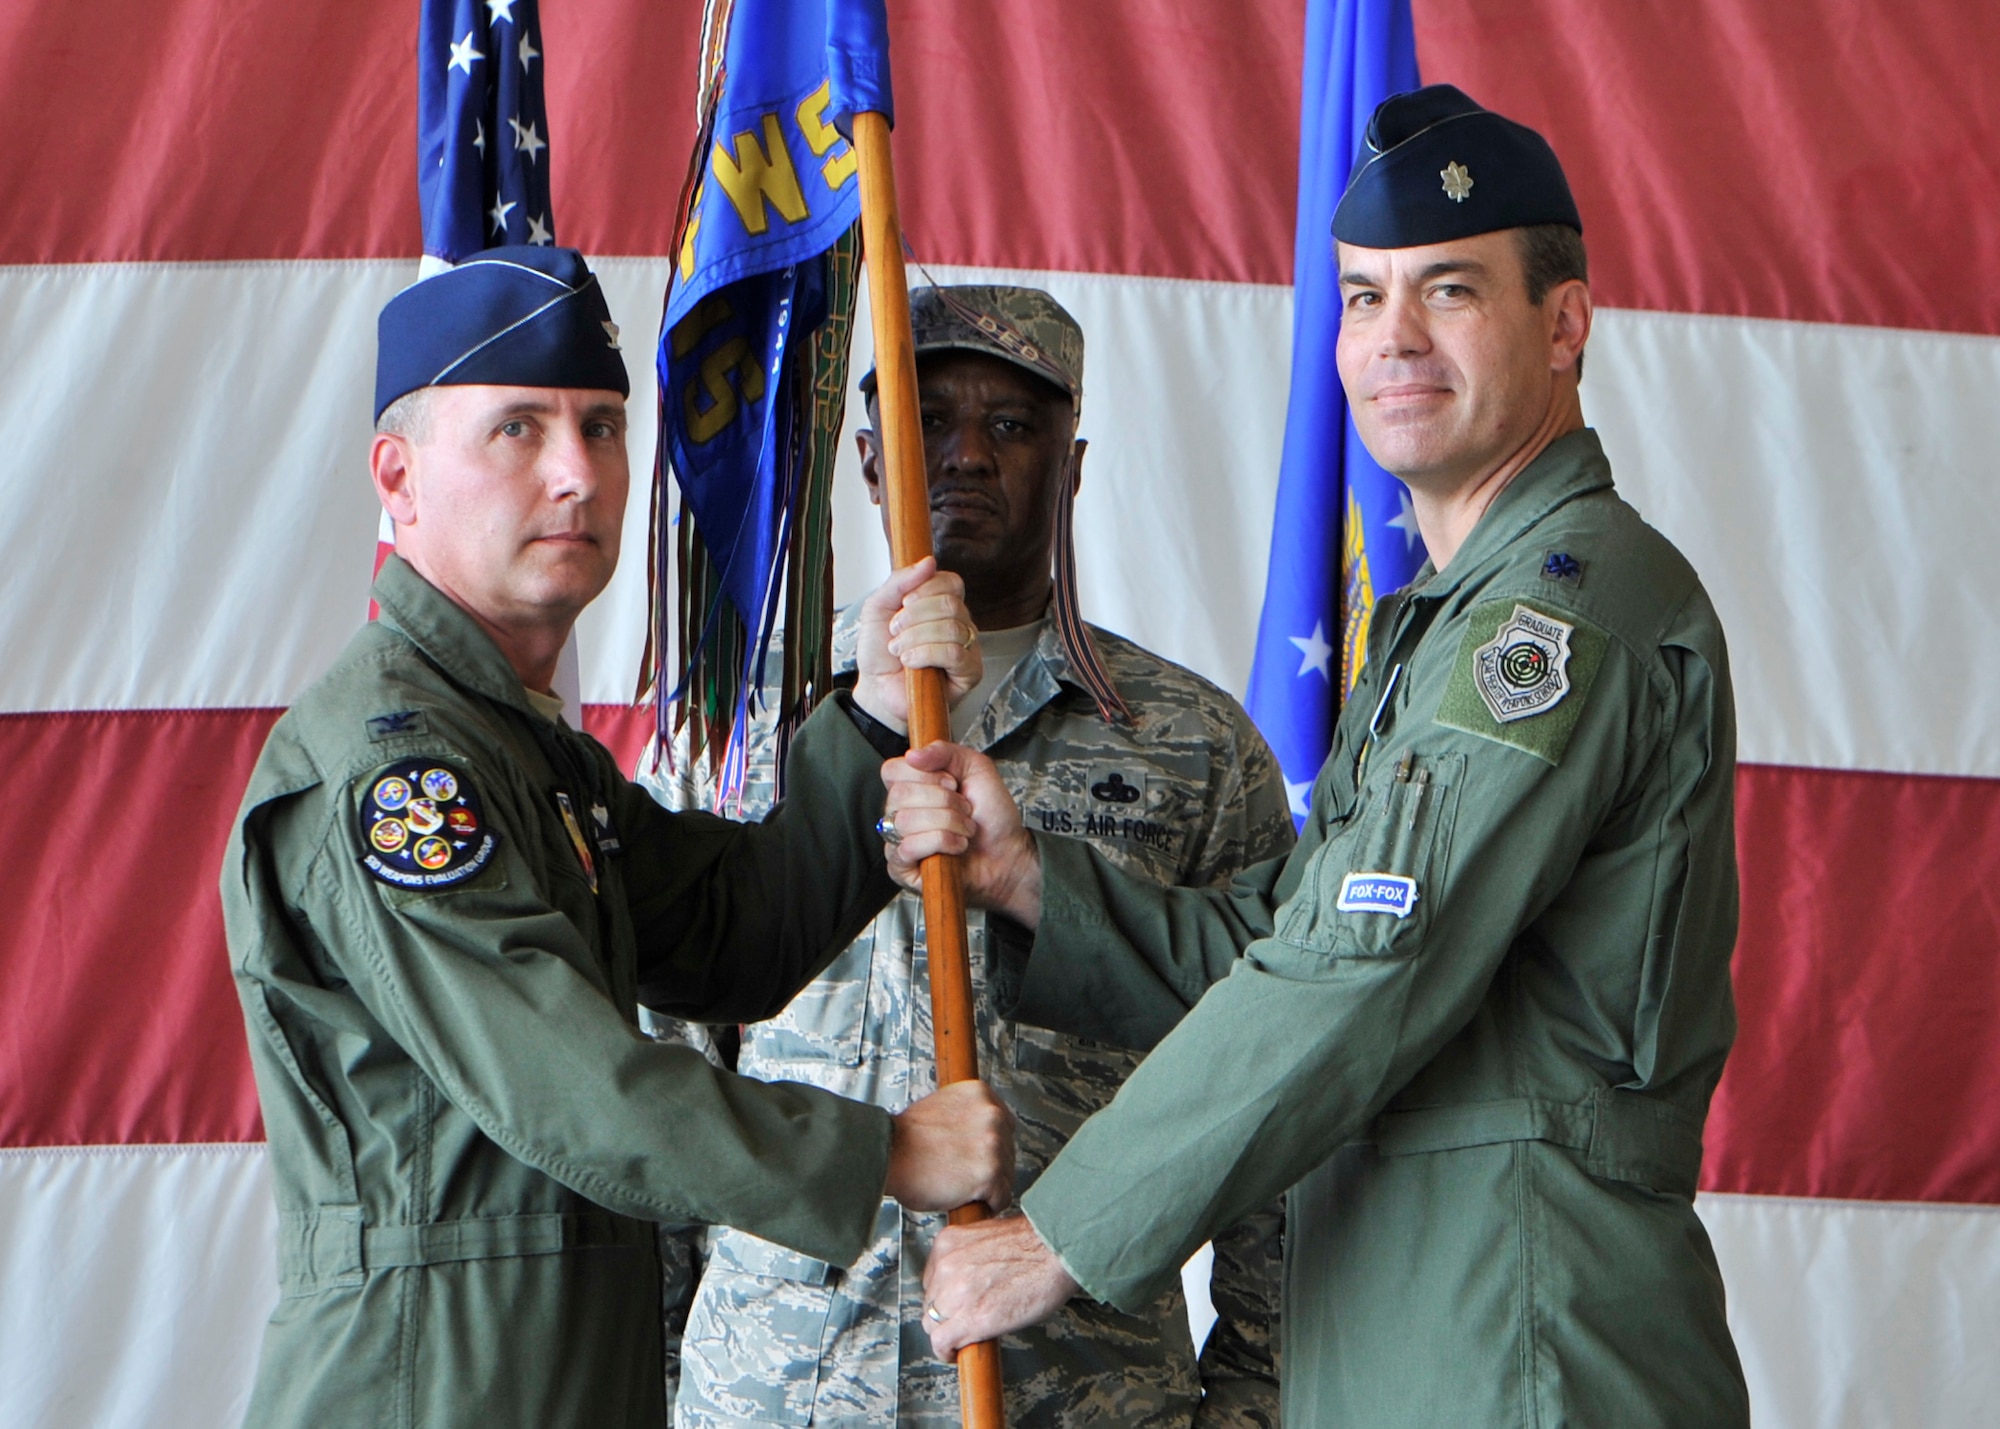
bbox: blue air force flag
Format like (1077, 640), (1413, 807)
(660, 0), (890, 656)
(418, 0), (555, 265)
(1244, 0), (1424, 825)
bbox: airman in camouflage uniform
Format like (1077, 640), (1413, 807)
(642, 286), (1295, 1428)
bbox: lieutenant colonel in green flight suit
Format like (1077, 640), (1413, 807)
(219, 245), (1013, 1429)
(889, 87), (1751, 1426)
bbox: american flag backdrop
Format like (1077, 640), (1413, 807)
(2, 3), (1997, 1426)
(420, 0), (557, 263)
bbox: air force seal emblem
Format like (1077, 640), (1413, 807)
(1471, 604), (1574, 724)
(357, 758), (499, 889)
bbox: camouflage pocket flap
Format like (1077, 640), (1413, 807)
(709, 1228), (835, 1285)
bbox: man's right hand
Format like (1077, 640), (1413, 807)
(879, 742), (1044, 929)
(886, 1081), (1016, 1215)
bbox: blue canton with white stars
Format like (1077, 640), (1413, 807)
(418, 0), (554, 263)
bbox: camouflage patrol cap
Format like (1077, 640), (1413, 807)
(861, 285), (1083, 410)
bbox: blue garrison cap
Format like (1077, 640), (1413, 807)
(1332, 85), (1580, 249)
(374, 246), (630, 421)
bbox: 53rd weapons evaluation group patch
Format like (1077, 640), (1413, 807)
(357, 758), (500, 889)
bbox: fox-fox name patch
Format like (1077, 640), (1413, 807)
(357, 758), (500, 889)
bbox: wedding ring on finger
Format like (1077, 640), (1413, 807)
(926, 1302), (948, 1323)
(874, 815), (903, 847)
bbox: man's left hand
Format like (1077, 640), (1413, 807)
(854, 557), (981, 733)
(920, 1213), (1079, 1359)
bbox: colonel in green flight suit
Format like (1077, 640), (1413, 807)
(889, 88), (1752, 1426)
(219, 245), (1015, 1428)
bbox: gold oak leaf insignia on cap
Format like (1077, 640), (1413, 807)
(1441, 161), (1473, 203)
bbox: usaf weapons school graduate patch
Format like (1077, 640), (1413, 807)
(1435, 600), (1608, 765)
(356, 758), (500, 889)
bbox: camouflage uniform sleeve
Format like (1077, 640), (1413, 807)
(646, 1007), (737, 1411)
(1196, 1204), (1285, 1428)
(659, 1219), (701, 1415)
(1185, 702), (1293, 1426)
(1181, 702), (1299, 891)
(631, 695), (757, 1410)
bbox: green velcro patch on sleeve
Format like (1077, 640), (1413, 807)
(1434, 599), (1609, 765)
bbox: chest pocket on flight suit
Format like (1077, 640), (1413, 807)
(1277, 750), (1465, 959)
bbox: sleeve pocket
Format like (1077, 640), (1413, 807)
(1275, 750), (1464, 959)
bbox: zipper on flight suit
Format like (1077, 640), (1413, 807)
(1354, 587), (1442, 782)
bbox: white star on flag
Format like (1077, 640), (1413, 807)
(485, 0), (516, 23)
(526, 212), (553, 245)
(519, 31), (540, 71)
(510, 117), (545, 162)
(1289, 621), (1334, 681)
(1389, 489), (1422, 550)
(1285, 778), (1313, 819)
(472, 117), (485, 156)
(448, 32), (483, 76)
(488, 196), (516, 235)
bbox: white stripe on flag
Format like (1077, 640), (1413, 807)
(6, 1148), (1996, 1429)
(6, 261), (1997, 779)
(0, 1144), (276, 1429)
(1699, 1190), (2000, 1428)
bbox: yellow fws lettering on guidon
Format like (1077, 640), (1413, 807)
(671, 295), (764, 445)
(794, 80), (858, 189)
(707, 81), (856, 240)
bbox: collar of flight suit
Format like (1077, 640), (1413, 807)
(1404, 426), (1616, 601)
(370, 553), (552, 725)
(827, 601), (1088, 752)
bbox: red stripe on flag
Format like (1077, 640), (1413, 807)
(0, 1), (420, 265)
(0, 709), (272, 1147)
(867, 0), (1302, 284)
(8, 3), (1998, 327)
(582, 703), (654, 775)
(0, 1), (1302, 284)
(1703, 763), (2000, 1205)
(0, 705), (645, 1148)
(1415, 0), (2000, 336)
(10, 713), (1997, 1205)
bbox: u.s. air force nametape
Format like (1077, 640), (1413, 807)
(1337, 872), (1421, 919)
(356, 758), (500, 890)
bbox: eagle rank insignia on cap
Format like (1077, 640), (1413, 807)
(357, 758), (500, 889)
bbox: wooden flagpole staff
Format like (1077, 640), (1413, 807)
(852, 108), (1008, 1429)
